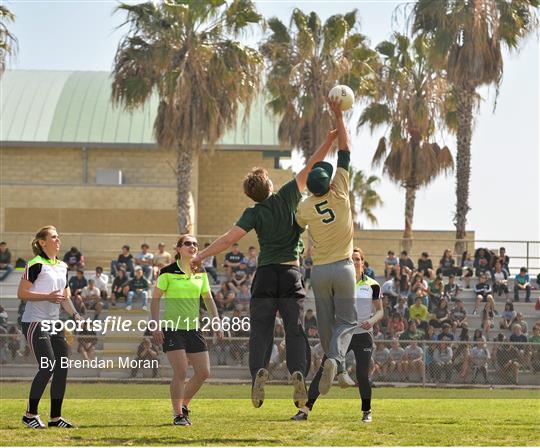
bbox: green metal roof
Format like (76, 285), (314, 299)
(0, 70), (284, 150)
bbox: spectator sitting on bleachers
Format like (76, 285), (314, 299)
(68, 269), (87, 299)
(509, 324), (528, 368)
(493, 333), (520, 384)
(471, 337), (490, 384)
(409, 296), (430, 330)
(437, 249), (461, 277)
(7, 325), (22, 360)
(387, 312), (405, 338)
(372, 322), (384, 340)
(131, 337), (160, 378)
(0, 241), (14, 282)
(388, 338), (406, 377)
(126, 266), (149, 311)
(63, 246), (85, 270)
(71, 294), (87, 317)
(363, 261), (375, 279)
(437, 322), (455, 341)
(449, 299), (468, 332)
(399, 250), (415, 278)
(81, 279), (104, 319)
(372, 341), (390, 380)
(428, 275), (444, 308)
(381, 275), (400, 306)
(403, 341), (424, 380)
(306, 326), (319, 340)
(301, 253), (313, 288)
(495, 247), (510, 275)
(443, 275), (460, 302)
(491, 261), (509, 299)
(304, 309), (317, 332)
(153, 242), (173, 281)
(201, 243), (219, 285)
(430, 296), (450, 328)
(514, 267), (531, 303)
(511, 313), (528, 335)
(409, 272), (429, 307)
(417, 252), (434, 279)
(424, 324), (437, 341)
(460, 251), (474, 288)
(213, 291), (226, 314)
(228, 261), (250, 292)
(473, 329), (484, 342)
(77, 322), (97, 361)
(482, 299), (496, 338)
(245, 246), (258, 276)
(499, 302), (516, 330)
(135, 243), (154, 282)
(380, 296), (393, 329)
(454, 327), (471, 380)
(432, 341), (453, 383)
(473, 273), (495, 316)
(393, 296), (409, 320)
(400, 320), (424, 341)
(235, 284), (250, 314)
(89, 266), (109, 301)
(112, 245), (135, 277)
(221, 291), (237, 315)
(111, 268), (129, 307)
(224, 243), (244, 281)
(384, 250), (400, 279)
(274, 316), (285, 338)
(474, 248), (492, 278)
(310, 342), (325, 375)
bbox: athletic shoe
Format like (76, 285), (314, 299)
(319, 358), (337, 395)
(291, 371), (307, 408)
(291, 410), (308, 421)
(126, 305), (132, 311)
(173, 414), (191, 426)
(361, 411), (372, 423)
(48, 417), (75, 428)
(182, 405), (191, 425)
(337, 372), (356, 388)
(22, 415), (46, 429)
(251, 368), (269, 408)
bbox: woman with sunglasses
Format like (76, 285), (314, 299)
(291, 248), (383, 423)
(151, 235), (223, 426)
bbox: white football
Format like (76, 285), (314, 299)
(329, 85), (355, 111)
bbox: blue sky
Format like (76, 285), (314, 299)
(5, 0), (540, 247)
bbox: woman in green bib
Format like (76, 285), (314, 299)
(151, 235), (223, 426)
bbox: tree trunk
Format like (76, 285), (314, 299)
(403, 185), (416, 253)
(454, 87), (474, 256)
(176, 143), (194, 235)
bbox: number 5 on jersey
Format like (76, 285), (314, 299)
(315, 200), (336, 224)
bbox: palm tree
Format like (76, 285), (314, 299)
(0, 5), (17, 74)
(358, 33), (454, 251)
(261, 8), (378, 160)
(112, 0), (263, 233)
(349, 169), (383, 230)
(412, 0), (539, 254)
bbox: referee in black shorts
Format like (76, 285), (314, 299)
(192, 129), (338, 410)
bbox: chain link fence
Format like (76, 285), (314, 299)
(1, 333), (538, 387)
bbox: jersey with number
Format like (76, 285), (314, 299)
(21, 254), (68, 322)
(295, 151), (353, 265)
(354, 274), (381, 335)
(156, 261), (211, 331)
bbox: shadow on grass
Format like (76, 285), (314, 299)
(90, 437), (279, 445)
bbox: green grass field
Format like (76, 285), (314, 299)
(1, 383), (539, 446)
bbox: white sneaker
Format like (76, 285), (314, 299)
(362, 410), (372, 423)
(251, 368), (269, 408)
(126, 305), (132, 311)
(337, 372), (356, 388)
(142, 305), (148, 311)
(319, 358), (337, 395)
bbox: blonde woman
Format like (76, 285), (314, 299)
(18, 226), (83, 429)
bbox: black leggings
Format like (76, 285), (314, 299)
(22, 322), (69, 418)
(307, 332), (373, 412)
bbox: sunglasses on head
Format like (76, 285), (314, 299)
(180, 241), (198, 248)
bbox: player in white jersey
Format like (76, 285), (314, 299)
(291, 248), (383, 423)
(18, 226), (83, 429)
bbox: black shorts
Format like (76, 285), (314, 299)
(162, 329), (207, 353)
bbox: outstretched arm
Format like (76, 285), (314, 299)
(192, 226), (247, 269)
(295, 128), (338, 193)
(328, 97), (350, 152)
